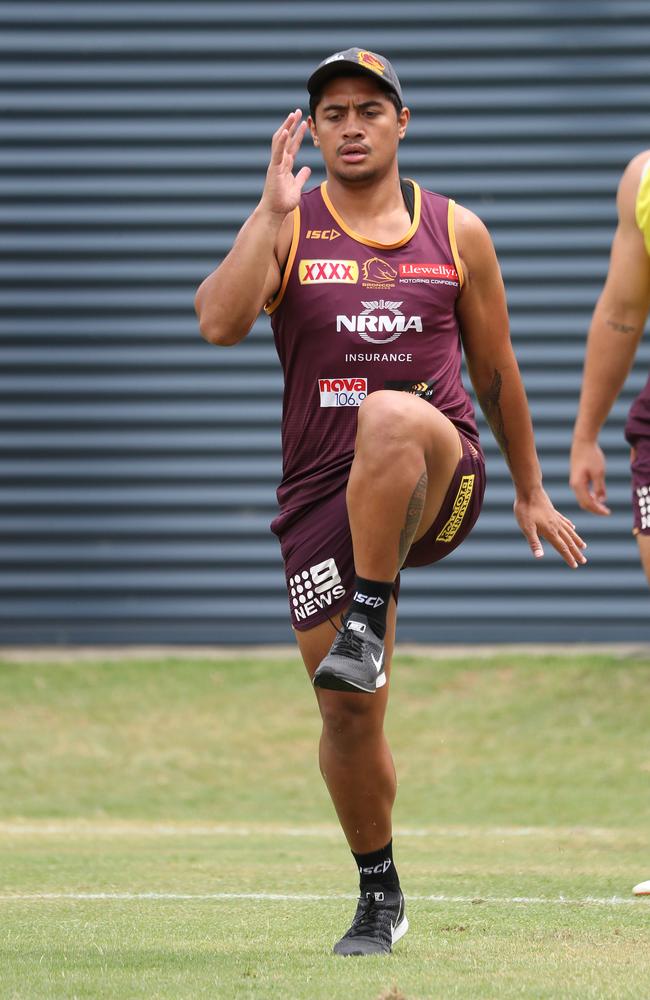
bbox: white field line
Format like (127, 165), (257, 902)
(2, 643), (649, 663)
(0, 821), (630, 840)
(0, 890), (644, 907)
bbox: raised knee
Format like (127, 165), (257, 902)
(358, 390), (407, 429)
(357, 391), (420, 454)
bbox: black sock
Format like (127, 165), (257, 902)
(352, 839), (399, 891)
(348, 576), (393, 638)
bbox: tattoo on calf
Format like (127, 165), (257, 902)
(480, 368), (511, 463)
(398, 471), (428, 567)
(607, 319), (637, 335)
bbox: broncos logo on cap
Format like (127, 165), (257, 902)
(358, 50), (385, 76)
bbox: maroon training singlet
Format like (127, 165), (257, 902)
(265, 180), (481, 521)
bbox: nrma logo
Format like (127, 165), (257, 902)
(336, 300), (423, 344)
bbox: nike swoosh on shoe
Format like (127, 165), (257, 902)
(371, 651), (384, 673)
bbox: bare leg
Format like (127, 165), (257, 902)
(347, 390), (463, 579)
(637, 533), (650, 587)
(297, 394), (465, 851)
(295, 599), (397, 853)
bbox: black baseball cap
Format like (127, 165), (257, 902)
(307, 47), (404, 108)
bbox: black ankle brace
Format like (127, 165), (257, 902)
(352, 839), (399, 891)
(348, 576), (393, 638)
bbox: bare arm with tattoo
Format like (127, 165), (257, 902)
(570, 152), (650, 515)
(455, 206), (586, 568)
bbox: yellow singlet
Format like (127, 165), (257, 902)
(635, 160), (650, 257)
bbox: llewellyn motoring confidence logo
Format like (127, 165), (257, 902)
(399, 262), (459, 286)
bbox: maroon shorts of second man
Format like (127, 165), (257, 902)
(630, 435), (650, 535)
(272, 433), (486, 632)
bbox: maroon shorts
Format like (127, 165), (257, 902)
(630, 435), (650, 535)
(273, 434), (486, 632)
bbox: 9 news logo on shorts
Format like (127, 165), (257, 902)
(289, 558), (346, 623)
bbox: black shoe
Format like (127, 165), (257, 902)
(333, 886), (408, 956)
(313, 613), (386, 694)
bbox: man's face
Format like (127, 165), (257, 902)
(308, 76), (409, 185)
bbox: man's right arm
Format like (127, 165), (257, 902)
(194, 110), (311, 346)
(194, 208), (289, 346)
(570, 152), (650, 514)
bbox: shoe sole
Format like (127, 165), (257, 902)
(312, 668), (379, 694)
(392, 913), (409, 946)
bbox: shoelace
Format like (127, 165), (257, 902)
(347, 895), (393, 942)
(330, 626), (364, 660)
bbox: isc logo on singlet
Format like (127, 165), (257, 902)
(305, 229), (341, 240)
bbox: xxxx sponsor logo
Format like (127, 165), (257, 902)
(305, 228), (341, 240)
(399, 262), (459, 285)
(362, 256), (397, 289)
(299, 259), (359, 284)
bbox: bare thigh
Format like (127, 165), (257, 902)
(637, 534), (650, 587)
(355, 390), (463, 546)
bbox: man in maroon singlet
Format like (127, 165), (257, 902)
(195, 48), (586, 956)
(571, 150), (650, 590)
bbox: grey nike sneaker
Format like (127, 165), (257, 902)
(333, 886), (408, 956)
(312, 612), (386, 694)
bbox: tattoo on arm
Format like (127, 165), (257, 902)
(607, 319), (637, 334)
(479, 368), (511, 464)
(398, 471), (428, 567)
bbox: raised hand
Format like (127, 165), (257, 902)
(260, 109), (312, 218)
(514, 488), (588, 568)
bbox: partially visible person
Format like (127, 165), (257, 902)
(570, 151), (650, 586)
(571, 152), (650, 902)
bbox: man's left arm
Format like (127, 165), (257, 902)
(455, 205), (587, 568)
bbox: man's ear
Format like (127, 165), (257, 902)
(397, 106), (410, 141)
(308, 115), (319, 147)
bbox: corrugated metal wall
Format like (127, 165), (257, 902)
(2, 0), (649, 644)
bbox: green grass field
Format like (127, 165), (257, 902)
(1, 649), (650, 999)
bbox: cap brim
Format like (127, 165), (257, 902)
(307, 61), (398, 100)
